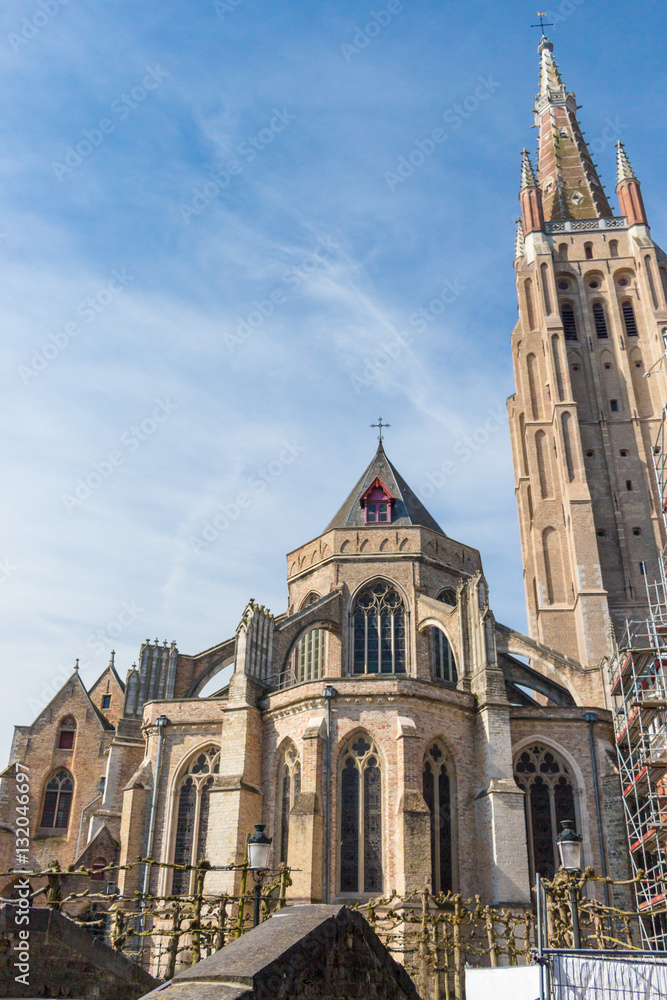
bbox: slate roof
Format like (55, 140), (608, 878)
(325, 443), (445, 535)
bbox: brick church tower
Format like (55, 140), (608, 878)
(508, 36), (667, 665)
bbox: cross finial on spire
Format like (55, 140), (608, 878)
(531, 11), (554, 35)
(371, 418), (390, 442)
(74, 658), (79, 672)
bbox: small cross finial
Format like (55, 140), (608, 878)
(74, 658), (79, 671)
(531, 11), (554, 35)
(371, 417), (390, 442)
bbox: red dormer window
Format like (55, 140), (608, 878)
(360, 478), (395, 525)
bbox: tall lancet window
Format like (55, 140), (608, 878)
(514, 744), (576, 882)
(279, 625), (327, 688)
(352, 581), (406, 674)
(622, 300), (639, 337)
(431, 628), (457, 684)
(172, 746), (220, 894)
(340, 736), (383, 894)
(561, 303), (578, 341)
(592, 302), (609, 338)
(422, 743), (454, 894)
(276, 743), (301, 865)
(40, 769), (74, 829)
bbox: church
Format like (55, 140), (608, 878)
(2, 34), (665, 913)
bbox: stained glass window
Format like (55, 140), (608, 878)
(196, 778), (214, 864)
(340, 736), (382, 894)
(431, 629), (457, 683)
(40, 769), (73, 829)
(276, 743), (301, 865)
(352, 581), (406, 675)
(172, 746), (220, 894)
(423, 743), (453, 893)
(514, 745), (577, 881)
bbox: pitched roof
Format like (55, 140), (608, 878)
(325, 443), (445, 534)
(25, 669), (114, 733)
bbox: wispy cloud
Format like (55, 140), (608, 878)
(1, 0), (664, 758)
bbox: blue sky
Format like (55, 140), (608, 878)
(2, 0), (667, 758)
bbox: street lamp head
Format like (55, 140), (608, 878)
(322, 685), (337, 700)
(247, 824), (272, 871)
(557, 819), (583, 872)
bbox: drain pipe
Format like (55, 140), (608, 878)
(141, 715), (169, 904)
(322, 686), (337, 904)
(75, 777), (106, 859)
(584, 711), (611, 907)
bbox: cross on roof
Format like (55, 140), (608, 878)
(531, 11), (554, 35)
(371, 418), (390, 442)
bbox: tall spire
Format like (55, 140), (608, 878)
(538, 35), (565, 100)
(616, 141), (648, 227)
(519, 148), (544, 235)
(520, 148), (538, 190)
(533, 37), (612, 222)
(616, 141), (637, 183)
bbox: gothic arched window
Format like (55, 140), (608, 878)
(276, 743), (301, 865)
(592, 302), (609, 338)
(280, 628), (327, 688)
(514, 744), (577, 881)
(436, 588), (457, 606)
(172, 746), (220, 894)
(431, 628), (457, 683)
(340, 736), (382, 894)
(295, 628), (326, 683)
(423, 743), (453, 894)
(622, 300), (639, 337)
(352, 581), (406, 674)
(40, 769), (73, 829)
(57, 716), (76, 750)
(561, 303), (578, 341)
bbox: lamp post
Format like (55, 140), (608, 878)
(557, 819), (583, 949)
(247, 824), (272, 928)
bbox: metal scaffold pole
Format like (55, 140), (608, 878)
(608, 403), (667, 948)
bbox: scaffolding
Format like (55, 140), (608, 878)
(609, 404), (667, 949)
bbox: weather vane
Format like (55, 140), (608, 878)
(531, 12), (554, 35)
(371, 418), (390, 442)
